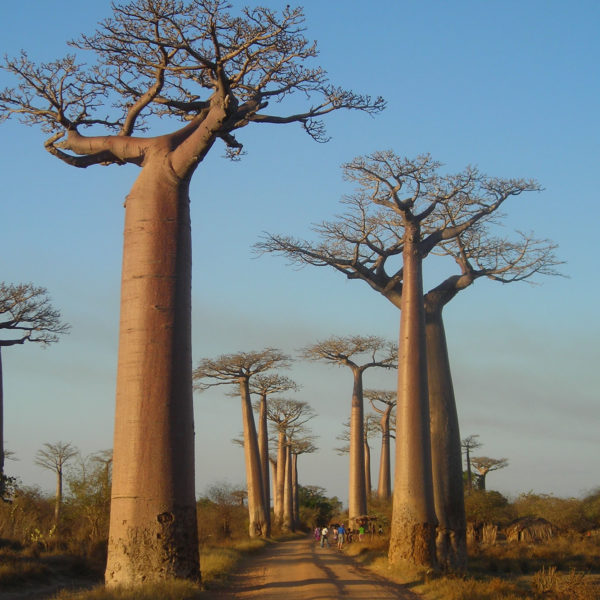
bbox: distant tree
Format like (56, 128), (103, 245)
(0, 283), (69, 496)
(194, 348), (290, 537)
(35, 441), (78, 527)
(289, 436), (318, 527)
(365, 389), (396, 501)
(471, 457), (509, 491)
(301, 335), (396, 522)
(461, 435), (483, 491)
(464, 489), (515, 525)
(258, 151), (559, 569)
(249, 374), (299, 529)
(298, 485), (342, 528)
(0, 1), (383, 586)
(265, 397), (315, 530)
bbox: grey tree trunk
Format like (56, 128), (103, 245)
(275, 430), (286, 525)
(0, 348), (3, 494)
(425, 306), (467, 572)
(389, 227), (438, 567)
(270, 458), (278, 515)
(291, 452), (299, 528)
(106, 167), (200, 585)
(364, 437), (372, 501)
(54, 467), (62, 526)
(349, 368), (367, 521)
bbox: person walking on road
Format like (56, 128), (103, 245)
(337, 523), (346, 550)
(320, 526), (329, 548)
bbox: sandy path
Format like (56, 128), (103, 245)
(214, 536), (421, 600)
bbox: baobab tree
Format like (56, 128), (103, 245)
(0, 283), (69, 496)
(471, 456), (509, 491)
(35, 441), (78, 527)
(461, 435), (483, 492)
(336, 414), (379, 502)
(301, 335), (396, 522)
(249, 374), (299, 529)
(265, 397), (315, 529)
(194, 348), (290, 538)
(258, 151), (560, 569)
(365, 389), (396, 501)
(289, 436), (318, 528)
(0, 1), (383, 586)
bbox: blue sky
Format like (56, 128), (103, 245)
(0, 1), (598, 505)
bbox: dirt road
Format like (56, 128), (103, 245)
(214, 536), (421, 600)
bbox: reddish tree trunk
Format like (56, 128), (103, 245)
(426, 305), (467, 571)
(377, 405), (393, 500)
(349, 368), (367, 521)
(0, 348), (4, 492)
(292, 453), (299, 527)
(106, 165), (199, 585)
(389, 226), (438, 567)
(240, 379), (268, 537)
(275, 430), (286, 525)
(364, 436), (372, 500)
(270, 458), (278, 515)
(282, 444), (294, 531)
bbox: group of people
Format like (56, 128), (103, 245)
(314, 523), (369, 550)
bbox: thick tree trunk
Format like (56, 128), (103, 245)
(466, 449), (473, 491)
(377, 406), (392, 500)
(349, 368), (367, 521)
(425, 306), (467, 572)
(105, 165), (200, 585)
(389, 227), (438, 568)
(270, 458), (278, 515)
(292, 453), (299, 527)
(364, 438), (372, 500)
(257, 394), (271, 535)
(275, 430), (286, 525)
(282, 444), (294, 531)
(240, 379), (268, 537)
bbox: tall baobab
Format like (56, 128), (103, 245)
(266, 397), (315, 529)
(471, 457), (509, 491)
(0, 1), (383, 586)
(289, 436), (318, 528)
(0, 283), (69, 496)
(249, 374), (299, 529)
(258, 151), (560, 569)
(194, 349), (290, 538)
(301, 335), (396, 522)
(35, 441), (78, 526)
(365, 389), (396, 501)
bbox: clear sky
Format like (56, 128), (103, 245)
(1, 1), (598, 505)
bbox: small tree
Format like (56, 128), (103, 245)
(365, 389), (396, 501)
(301, 335), (396, 522)
(461, 435), (483, 491)
(471, 457), (509, 491)
(34, 441), (78, 527)
(194, 348), (290, 537)
(0, 283), (69, 496)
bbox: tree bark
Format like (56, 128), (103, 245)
(270, 458), (278, 515)
(291, 453), (299, 528)
(105, 163), (200, 585)
(425, 305), (467, 572)
(239, 378), (268, 537)
(0, 347), (4, 494)
(275, 430), (286, 525)
(349, 368), (367, 521)
(364, 436), (372, 501)
(389, 224), (438, 568)
(377, 405), (392, 500)
(282, 443), (294, 531)
(257, 394), (271, 535)
(54, 467), (62, 527)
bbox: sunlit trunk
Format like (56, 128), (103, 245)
(106, 165), (200, 585)
(426, 305), (466, 572)
(389, 225), (438, 567)
(270, 458), (278, 515)
(364, 436), (372, 500)
(377, 406), (392, 500)
(292, 453), (299, 527)
(240, 379), (268, 537)
(349, 367), (367, 521)
(54, 467), (62, 526)
(282, 443), (294, 531)
(257, 394), (271, 535)
(275, 430), (286, 525)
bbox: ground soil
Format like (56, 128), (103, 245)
(213, 536), (422, 600)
